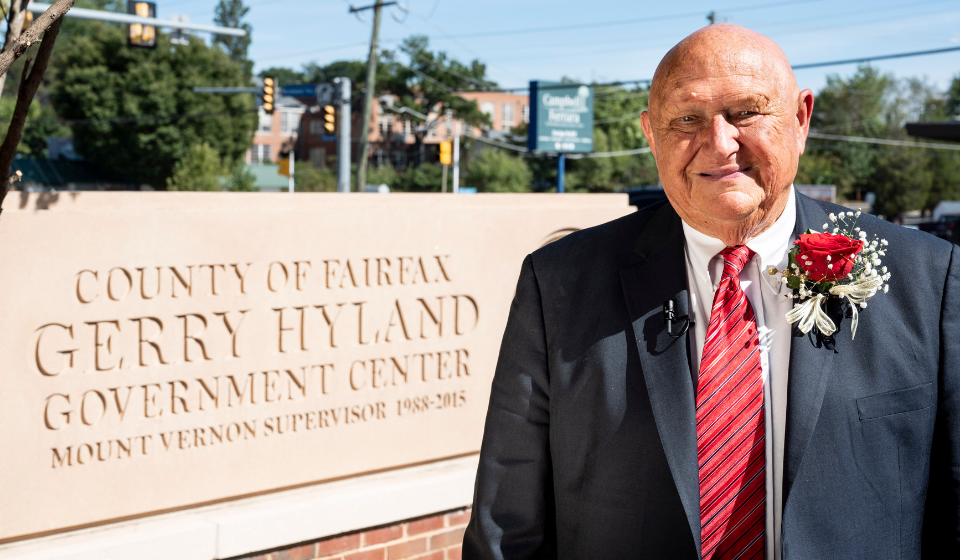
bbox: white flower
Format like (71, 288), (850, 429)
(883, 285), (889, 293)
(847, 211), (854, 217)
(856, 210), (862, 217)
(865, 263), (873, 273)
(833, 228), (840, 234)
(881, 266), (887, 273)
(881, 239), (888, 246)
(829, 213), (837, 221)
(782, 277), (789, 284)
(855, 227), (861, 232)
(805, 261), (813, 266)
(859, 231), (868, 239)
(823, 223), (829, 230)
(882, 273), (891, 281)
(873, 258), (881, 266)
(826, 255), (832, 262)
(860, 302), (868, 308)
(827, 264), (833, 270)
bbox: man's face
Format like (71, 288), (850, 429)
(641, 54), (812, 236)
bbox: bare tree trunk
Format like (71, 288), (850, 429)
(0, 0), (34, 100)
(0, 0), (73, 78)
(0, 11), (67, 213)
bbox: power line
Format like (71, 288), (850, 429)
(385, 0), (825, 42)
(32, 109), (258, 126)
(792, 45), (960, 70)
(807, 132), (960, 150)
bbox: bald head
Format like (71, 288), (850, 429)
(649, 24), (798, 114)
(638, 23), (814, 246)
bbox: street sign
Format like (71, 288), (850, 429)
(317, 83), (335, 105)
(280, 84), (318, 98)
(527, 81), (594, 153)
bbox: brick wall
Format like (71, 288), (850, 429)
(234, 507), (471, 560)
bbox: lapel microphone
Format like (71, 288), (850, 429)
(663, 299), (694, 339)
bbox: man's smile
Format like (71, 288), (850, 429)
(696, 166), (755, 180)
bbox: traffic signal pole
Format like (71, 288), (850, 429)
(334, 77), (352, 193)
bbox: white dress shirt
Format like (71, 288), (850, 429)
(681, 186), (797, 560)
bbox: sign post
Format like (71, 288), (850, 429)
(527, 81), (594, 192)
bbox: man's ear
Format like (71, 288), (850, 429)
(640, 110), (657, 158)
(796, 89), (814, 155)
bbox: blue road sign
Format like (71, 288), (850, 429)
(280, 84), (318, 98)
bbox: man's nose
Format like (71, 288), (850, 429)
(704, 115), (739, 157)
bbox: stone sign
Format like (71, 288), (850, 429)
(0, 192), (631, 543)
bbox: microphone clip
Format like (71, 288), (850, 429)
(663, 299), (694, 339)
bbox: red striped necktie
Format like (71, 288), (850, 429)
(697, 245), (765, 560)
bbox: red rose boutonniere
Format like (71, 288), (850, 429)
(769, 210), (891, 339)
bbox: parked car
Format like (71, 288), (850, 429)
(918, 214), (960, 244)
(623, 186), (668, 209)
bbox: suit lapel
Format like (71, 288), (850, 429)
(782, 194), (838, 505)
(620, 203), (701, 554)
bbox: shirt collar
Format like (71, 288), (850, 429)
(681, 185), (797, 291)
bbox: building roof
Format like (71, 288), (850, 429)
(905, 121), (960, 142)
(246, 164), (288, 189)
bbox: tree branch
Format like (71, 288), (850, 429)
(0, 0), (73, 79)
(0, 13), (65, 212)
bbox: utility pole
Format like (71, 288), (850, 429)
(706, 11), (716, 24)
(352, 1), (397, 194)
(334, 77), (352, 193)
(288, 151), (295, 193)
(452, 121), (460, 194)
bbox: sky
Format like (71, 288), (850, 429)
(157, 0), (960, 95)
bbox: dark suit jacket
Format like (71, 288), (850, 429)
(463, 193), (960, 559)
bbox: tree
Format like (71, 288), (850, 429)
(51, 24), (257, 188)
(946, 74), (960, 118)
(565, 83), (658, 192)
(167, 143), (255, 192)
(214, 0), (253, 78)
(465, 149), (531, 192)
(0, 0), (74, 211)
(167, 143), (223, 191)
(379, 36), (493, 166)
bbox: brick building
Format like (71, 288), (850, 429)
(296, 91), (529, 170)
(247, 95), (306, 165)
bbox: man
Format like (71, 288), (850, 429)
(463, 24), (960, 560)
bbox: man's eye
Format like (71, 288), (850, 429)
(680, 116), (695, 122)
(738, 111), (757, 117)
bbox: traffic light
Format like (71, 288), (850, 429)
(439, 141), (452, 166)
(262, 77), (276, 115)
(278, 153), (291, 177)
(323, 105), (336, 134)
(127, 1), (157, 49)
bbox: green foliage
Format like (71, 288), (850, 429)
(295, 165), (337, 192)
(0, 96), (69, 158)
(214, 0), (253, 78)
(166, 143), (254, 192)
(801, 65), (960, 219)
(224, 161), (257, 192)
(51, 24), (257, 188)
(392, 163), (444, 192)
(367, 165), (400, 189)
(946, 74), (960, 118)
(379, 36), (494, 164)
(258, 67), (307, 87)
(167, 143), (225, 191)
(465, 149), (531, 192)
